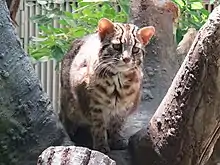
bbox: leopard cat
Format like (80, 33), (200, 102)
(59, 18), (155, 153)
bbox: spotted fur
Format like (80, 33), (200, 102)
(60, 18), (155, 153)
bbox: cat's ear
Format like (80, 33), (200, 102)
(98, 18), (114, 41)
(137, 26), (155, 45)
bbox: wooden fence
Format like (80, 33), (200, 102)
(15, 0), (215, 113)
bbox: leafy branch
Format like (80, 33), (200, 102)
(29, 0), (129, 64)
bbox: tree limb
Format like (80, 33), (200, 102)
(0, 1), (121, 164)
(177, 28), (198, 63)
(126, 0), (181, 139)
(0, 1), (72, 164)
(130, 4), (220, 165)
(6, 0), (20, 26)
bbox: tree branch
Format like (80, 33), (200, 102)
(176, 28), (197, 63)
(0, 1), (120, 164)
(0, 1), (72, 164)
(130, 5), (220, 165)
(6, 0), (20, 26)
(126, 0), (181, 139)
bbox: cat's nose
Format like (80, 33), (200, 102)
(122, 57), (131, 63)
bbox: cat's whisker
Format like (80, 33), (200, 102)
(94, 61), (114, 71)
(102, 65), (113, 77)
(96, 63), (115, 77)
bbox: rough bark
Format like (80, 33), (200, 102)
(114, 0), (181, 164)
(207, 140), (220, 164)
(0, 1), (72, 164)
(123, 0), (181, 139)
(6, 0), (19, 26)
(0, 1), (129, 165)
(176, 28), (198, 63)
(129, 5), (220, 165)
(37, 146), (116, 165)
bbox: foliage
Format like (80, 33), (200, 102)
(29, 0), (211, 63)
(29, 0), (129, 64)
(210, 0), (219, 4)
(210, 0), (215, 4)
(172, 0), (210, 43)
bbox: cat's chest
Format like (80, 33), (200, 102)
(106, 72), (138, 96)
(90, 68), (142, 113)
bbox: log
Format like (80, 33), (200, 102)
(129, 4), (220, 165)
(0, 1), (131, 165)
(37, 146), (116, 165)
(129, 0), (180, 113)
(124, 0), (181, 139)
(0, 1), (73, 164)
(177, 28), (198, 63)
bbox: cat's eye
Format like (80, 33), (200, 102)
(112, 44), (122, 51)
(132, 47), (140, 54)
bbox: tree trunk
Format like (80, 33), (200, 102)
(176, 28), (198, 63)
(0, 1), (119, 165)
(3, 0), (220, 164)
(6, 0), (19, 26)
(123, 0), (181, 139)
(0, 1), (72, 164)
(129, 4), (220, 165)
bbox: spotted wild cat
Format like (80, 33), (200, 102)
(59, 18), (155, 153)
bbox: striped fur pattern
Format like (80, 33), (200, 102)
(60, 18), (155, 153)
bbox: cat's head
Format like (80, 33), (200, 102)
(97, 18), (155, 73)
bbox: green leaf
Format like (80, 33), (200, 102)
(210, 0), (215, 4)
(172, 0), (184, 7)
(117, 0), (130, 15)
(51, 45), (64, 62)
(36, 0), (47, 5)
(64, 11), (74, 18)
(200, 8), (210, 16)
(73, 28), (87, 38)
(30, 14), (46, 21)
(58, 19), (69, 26)
(38, 25), (53, 34)
(28, 0), (136, 65)
(38, 56), (51, 62)
(30, 36), (47, 42)
(190, 2), (204, 10)
(30, 47), (51, 60)
(32, 16), (52, 25)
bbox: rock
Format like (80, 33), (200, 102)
(108, 150), (132, 165)
(128, 128), (162, 165)
(37, 146), (116, 165)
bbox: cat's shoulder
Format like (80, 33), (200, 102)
(63, 33), (100, 60)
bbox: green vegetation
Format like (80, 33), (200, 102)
(173, 0), (210, 43)
(29, 0), (128, 63)
(29, 0), (211, 63)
